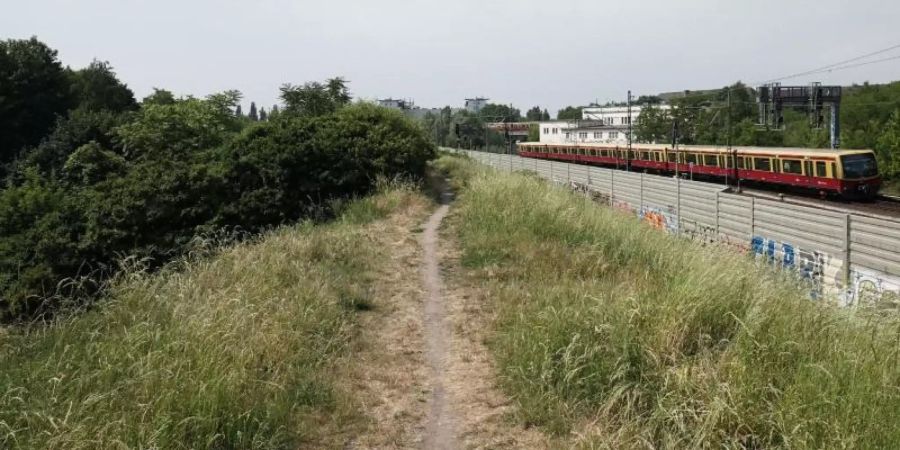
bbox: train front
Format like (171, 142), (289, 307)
(839, 151), (881, 199)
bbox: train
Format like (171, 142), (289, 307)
(515, 142), (881, 199)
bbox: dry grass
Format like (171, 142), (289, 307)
(0, 186), (421, 450)
(436, 154), (900, 449)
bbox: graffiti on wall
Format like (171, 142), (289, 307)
(849, 268), (900, 307)
(750, 235), (837, 300)
(639, 206), (677, 234)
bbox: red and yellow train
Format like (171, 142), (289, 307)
(516, 142), (881, 199)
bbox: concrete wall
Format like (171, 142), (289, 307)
(457, 149), (900, 307)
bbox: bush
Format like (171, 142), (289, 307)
(0, 99), (435, 320)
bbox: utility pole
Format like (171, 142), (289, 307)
(627, 90), (632, 172)
(726, 88), (731, 188)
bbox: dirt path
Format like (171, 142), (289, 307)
(343, 185), (550, 449)
(421, 196), (457, 450)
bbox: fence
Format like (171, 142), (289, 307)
(451, 149), (900, 307)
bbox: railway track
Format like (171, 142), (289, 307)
(738, 188), (900, 221)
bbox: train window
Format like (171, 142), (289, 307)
(641, 152), (650, 160)
(782, 159), (803, 174)
(667, 152), (676, 163)
(686, 153), (698, 164)
(724, 156), (734, 168)
(816, 161), (827, 177)
(754, 158), (771, 171)
(737, 157), (746, 169)
(704, 154), (718, 166)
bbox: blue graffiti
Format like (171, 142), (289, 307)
(751, 236), (796, 268)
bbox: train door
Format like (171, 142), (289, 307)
(804, 160), (813, 179)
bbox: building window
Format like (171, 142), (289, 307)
(579, 132), (588, 139)
(565, 132), (570, 139)
(552, 128), (558, 134)
(622, 117), (631, 125)
(593, 132), (601, 139)
(609, 131), (618, 139)
(543, 128), (549, 134)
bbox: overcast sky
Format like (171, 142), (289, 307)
(3, 0), (899, 114)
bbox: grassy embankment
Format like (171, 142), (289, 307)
(0, 186), (420, 449)
(436, 155), (900, 449)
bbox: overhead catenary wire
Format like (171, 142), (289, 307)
(758, 43), (900, 85)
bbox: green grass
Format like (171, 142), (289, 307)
(436, 155), (900, 449)
(0, 186), (419, 449)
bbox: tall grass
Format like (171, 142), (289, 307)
(0, 187), (418, 449)
(436, 156), (900, 449)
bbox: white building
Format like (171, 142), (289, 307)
(535, 103), (671, 145)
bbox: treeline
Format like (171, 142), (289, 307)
(0, 37), (434, 320)
(420, 103), (550, 150)
(635, 81), (900, 179)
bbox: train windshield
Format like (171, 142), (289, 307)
(841, 154), (878, 179)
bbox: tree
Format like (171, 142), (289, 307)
(269, 105), (281, 121)
(525, 106), (546, 121)
(542, 109), (550, 120)
(527, 124), (539, 141)
(556, 106), (582, 120)
(69, 60), (137, 113)
(479, 103), (521, 122)
(635, 105), (671, 143)
(143, 88), (176, 106)
(875, 109), (900, 179)
(248, 102), (259, 121)
(280, 78), (352, 118)
(259, 107), (268, 122)
(0, 37), (74, 168)
(235, 104), (243, 117)
(116, 92), (243, 159)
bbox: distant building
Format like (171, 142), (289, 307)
(377, 98), (413, 110)
(464, 97), (489, 113)
(530, 104), (670, 145)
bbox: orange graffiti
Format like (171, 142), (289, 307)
(642, 211), (667, 230)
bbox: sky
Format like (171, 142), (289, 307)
(3, 0), (899, 114)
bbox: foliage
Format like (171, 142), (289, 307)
(217, 104), (434, 229)
(0, 77), (434, 319)
(556, 105), (582, 120)
(115, 94), (242, 159)
(68, 60), (138, 113)
(528, 123), (539, 141)
(0, 37), (74, 169)
(876, 109), (900, 178)
(12, 108), (125, 178)
(479, 103), (521, 122)
(248, 101), (259, 121)
(142, 88), (176, 106)
(280, 77), (351, 118)
(526, 106), (551, 121)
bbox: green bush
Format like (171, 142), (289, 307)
(1, 98), (435, 320)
